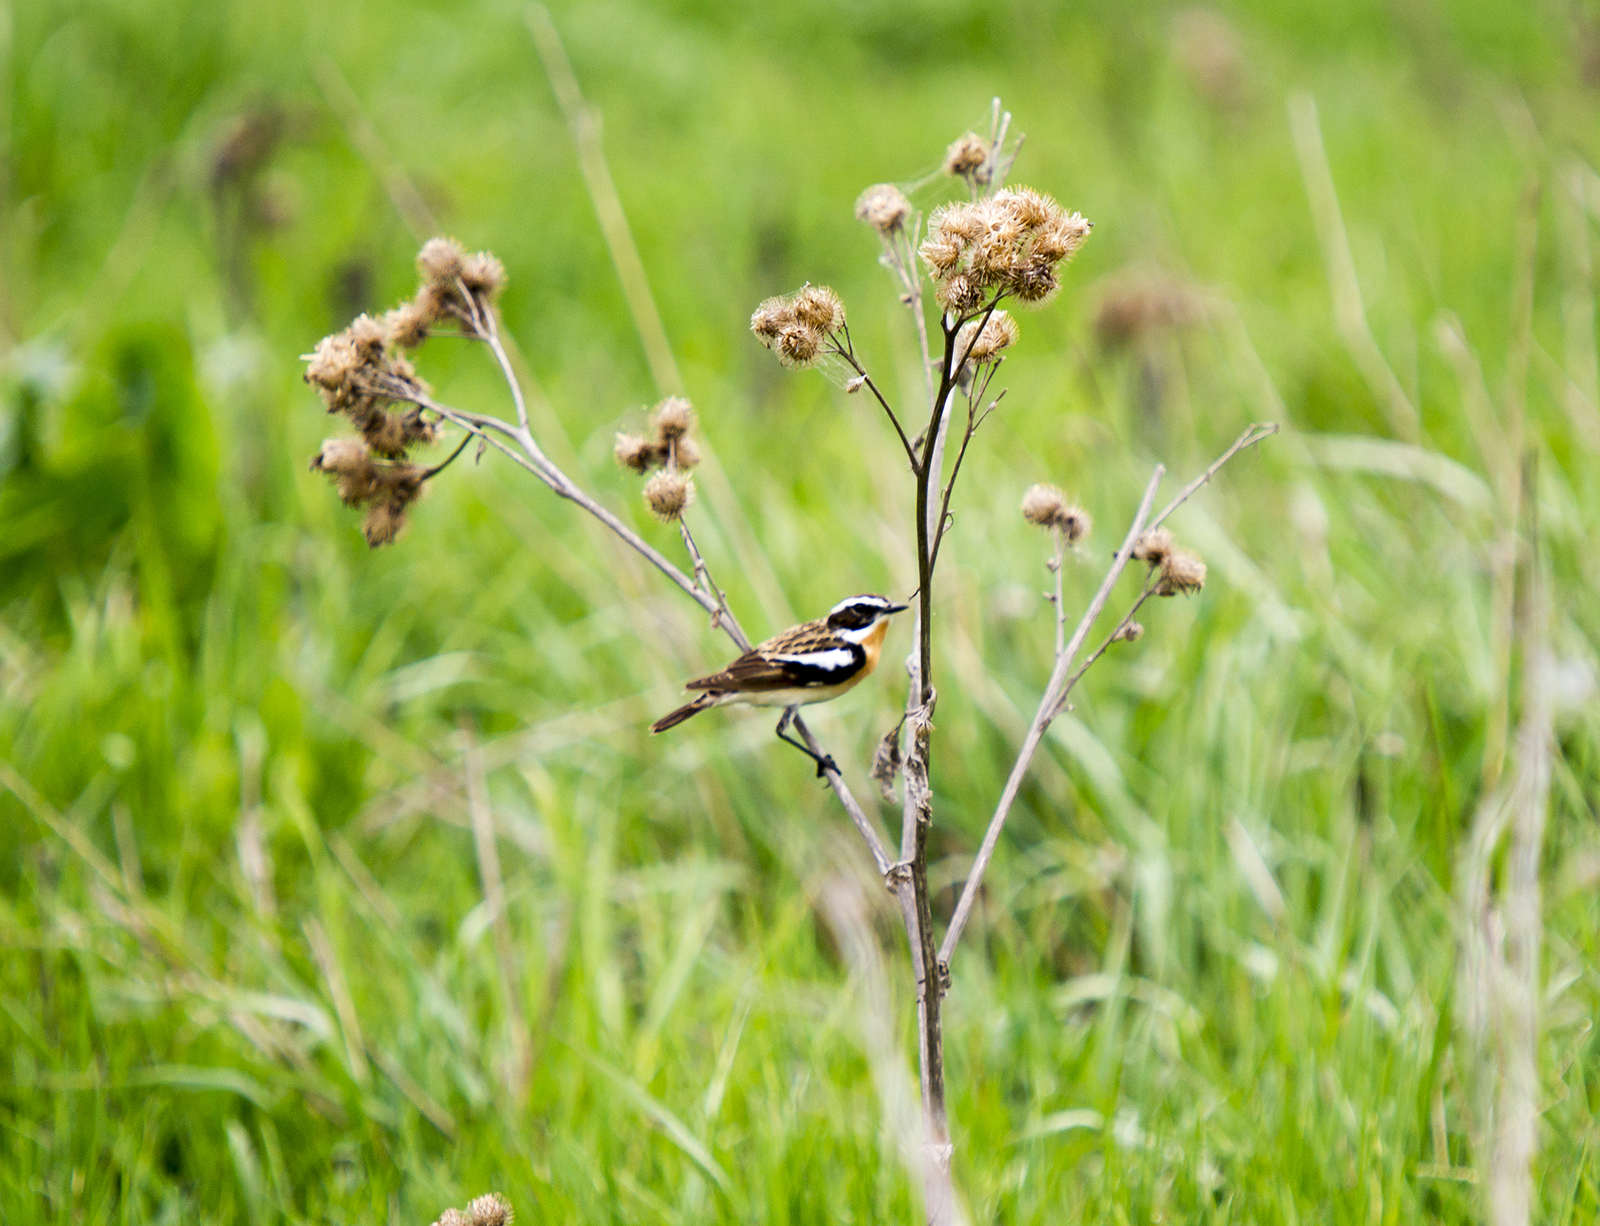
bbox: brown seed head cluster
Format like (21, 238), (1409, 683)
(309, 437), (427, 547)
(1113, 620), (1146, 643)
(1020, 484), (1091, 543)
(303, 236), (512, 546)
(954, 309), (1020, 364)
(943, 132), (991, 183)
(432, 1193), (513, 1226)
(1155, 548), (1207, 596)
(920, 188), (1091, 311)
(613, 396), (704, 476)
(643, 471), (695, 522)
(750, 285), (846, 368)
(1134, 527), (1206, 596)
(613, 396), (702, 520)
(303, 315), (437, 458)
(855, 183), (912, 235)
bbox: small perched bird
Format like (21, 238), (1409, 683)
(651, 594), (909, 775)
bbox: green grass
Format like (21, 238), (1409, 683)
(4, 0), (1600, 1221)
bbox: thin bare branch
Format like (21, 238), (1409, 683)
(939, 466), (1163, 969)
(1146, 421), (1278, 532)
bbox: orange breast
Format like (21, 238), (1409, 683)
(859, 618), (890, 676)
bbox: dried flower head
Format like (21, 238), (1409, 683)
(461, 251), (507, 299)
(614, 432), (661, 474)
(1020, 484), (1090, 541)
(1113, 620), (1146, 643)
(776, 324), (823, 368)
(855, 183), (912, 234)
(417, 237), (465, 287)
(311, 437), (380, 505)
(920, 190), (1090, 311)
(465, 1193), (514, 1226)
(750, 286), (846, 368)
(1156, 547), (1206, 596)
(1021, 484), (1066, 528)
(650, 396), (695, 442)
(384, 298), (433, 349)
(434, 1211), (469, 1226)
(792, 284), (845, 332)
(943, 132), (990, 180)
(670, 435), (702, 470)
(1132, 526), (1175, 567)
(870, 724), (903, 804)
(955, 310), (1019, 363)
(643, 471), (695, 521)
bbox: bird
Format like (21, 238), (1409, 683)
(651, 594), (909, 775)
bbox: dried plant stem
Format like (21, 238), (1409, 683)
(404, 326), (899, 885)
(939, 422), (1274, 969)
(465, 732), (533, 1103)
(1049, 529), (1067, 657)
(939, 466), (1164, 967)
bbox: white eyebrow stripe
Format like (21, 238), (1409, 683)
(770, 648), (858, 673)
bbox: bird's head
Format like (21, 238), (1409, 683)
(826, 594), (910, 642)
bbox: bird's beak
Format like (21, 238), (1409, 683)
(887, 602), (910, 615)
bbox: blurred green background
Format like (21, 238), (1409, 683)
(4, 0), (1600, 1221)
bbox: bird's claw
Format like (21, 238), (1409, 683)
(815, 754), (838, 779)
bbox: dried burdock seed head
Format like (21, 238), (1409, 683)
(870, 724), (903, 804)
(1021, 483), (1066, 528)
(776, 324), (823, 368)
(1007, 258), (1061, 306)
(1020, 484), (1091, 542)
(347, 313), (388, 359)
(465, 1193), (514, 1226)
(1113, 620), (1146, 643)
(943, 132), (989, 179)
(417, 237), (466, 286)
(643, 471), (695, 521)
(311, 437), (380, 506)
(304, 333), (362, 401)
(1132, 526), (1175, 567)
(384, 298), (432, 349)
(855, 183), (911, 234)
(751, 287), (842, 368)
(750, 296), (789, 342)
(650, 396), (695, 442)
(614, 432), (661, 474)
(1156, 547), (1207, 596)
(670, 435), (702, 470)
(1057, 504), (1091, 544)
(434, 1211), (469, 1226)
(956, 310), (1019, 363)
(461, 251), (507, 299)
(935, 272), (984, 313)
(792, 284), (845, 333)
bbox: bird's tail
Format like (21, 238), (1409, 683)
(650, 692), (716, 734)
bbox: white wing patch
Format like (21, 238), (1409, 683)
(771, 647), (857, 675)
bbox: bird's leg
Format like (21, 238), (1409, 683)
(775, 707), (837, 779)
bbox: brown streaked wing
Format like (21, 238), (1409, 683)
(684, 617), (838, 693)
(685, 652), (800, 692)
